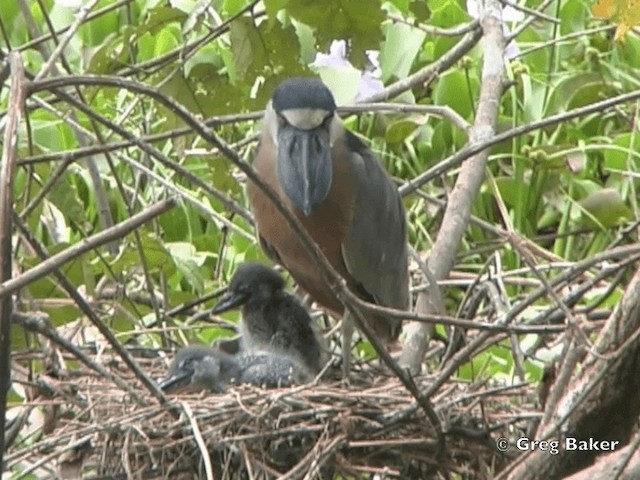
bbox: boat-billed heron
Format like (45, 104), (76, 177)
(211, 262), (324, 374)
(159, 346), (311, 393)
(248, 77), (409, 375)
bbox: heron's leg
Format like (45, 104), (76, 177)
(341, 311), (354, 380)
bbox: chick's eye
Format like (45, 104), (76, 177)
(181, 358), (195, 369)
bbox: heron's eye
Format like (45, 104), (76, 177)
(321, 115), (333, 128)
(277, 113), (289, 127)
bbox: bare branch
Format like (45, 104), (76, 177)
(0, 51), (26, 475)
(341, 103), (471, 132)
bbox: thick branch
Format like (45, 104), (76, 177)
(400, 0), (506, 371)
(0, 51), (25, 476)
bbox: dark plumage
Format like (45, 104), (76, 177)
(211, 263), (324, 374)
(159, 346), (310, 393)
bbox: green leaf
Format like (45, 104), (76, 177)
(603, 133), (640, 172)
(184, 44), (221, 77)
(547, 73), (618, 114)
(409, 1), (431, 21)
(433, 70), (472, 118)
(264, 0), (289, 18)
(78, 4), (121, 46)
(229, 17), (302, 86)
(428, 0), (466, 27)
(494, 177), (520, 209)
(285, 0), (384, 66)
(388, 0), (410, 13)
(223, 0), (249, 16)
(154, 24), (181, 56)
(110, 234), (175, 276)
(165, 240), (216, 291)
(559, 0), (589, 36)
(145, 6), (187, 34)
(385, 119), (419, 144)
(49, 182), (85, 227)
(230, 17), (265, 79)
(315, 67), (362, 105)
(172, 0), (198, 14)
(578, 188), (630, 229)
(379, 23), (426, 82)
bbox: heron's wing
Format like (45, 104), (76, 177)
(257, 234), (282, 264)
(341, 132), (410, 312)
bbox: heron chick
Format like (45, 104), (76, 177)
(159, 346), (311, 394)
(211, 262), (325, 374)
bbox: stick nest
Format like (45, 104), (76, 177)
(7, 353), (538, 479)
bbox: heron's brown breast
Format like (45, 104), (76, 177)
(248, 138), (356, 316)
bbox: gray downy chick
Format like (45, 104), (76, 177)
(211, 263), (324, 374)
(159, 346), (311, 393)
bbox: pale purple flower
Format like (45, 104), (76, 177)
(312, 40), (384, 102)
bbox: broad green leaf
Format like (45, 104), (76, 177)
(230, 17), (266, 79)
(315, 67), (362, 105)
(49, 183), (85, 228)
(603, 133), (640, 172)
(223, 0), (249, 16)
(264, 0), (289, 17)
(385, 119), (419, 144)
(171, 0), (198, 14)
(293, 20), (316, 64)
(285, 0), (384, 66)
(560, 0), (590, 36)
(379, 23), (426, 82)
(547, 73), (619, 114)
(409, 2), (431, 21)
(428, 0), (466, 27)
(433, 70), (472, 118)
(154, 25), (181, 57)
(578, 188), (630, 228)
(184, 44), (222, 77)
(168, 243), (207, 292)
(229, 16), (302, 89)
(78, 4), (121, 46)
(145, 6), (186, 33)
(494, 177), (521, 209)
(110, 234), (175, 276)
